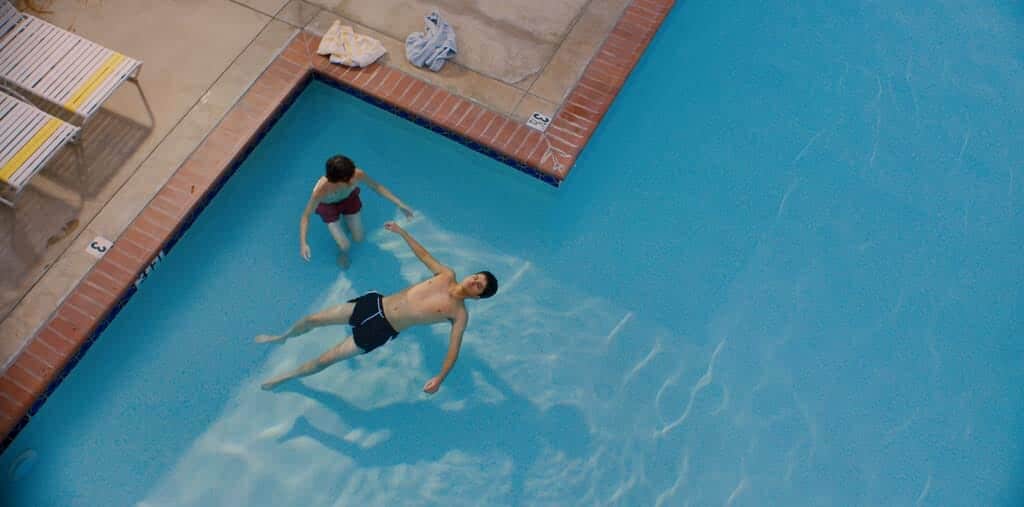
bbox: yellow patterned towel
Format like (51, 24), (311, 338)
(317, 21), (386, 68)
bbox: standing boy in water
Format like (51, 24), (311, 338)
(257, 221), (498, 393)
(300, 154), (414, 268)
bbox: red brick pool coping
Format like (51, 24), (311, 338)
(0, 0), (673, 445)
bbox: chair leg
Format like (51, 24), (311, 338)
(70, 134), (87, 188)
(70, 131), (85, 163)
(129, 67), (155, 126)
(0, 188), (16, 207)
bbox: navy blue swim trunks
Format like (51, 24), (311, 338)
(347, 292), (398, 352)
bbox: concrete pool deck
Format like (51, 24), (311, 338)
(0, 0), (673, 444)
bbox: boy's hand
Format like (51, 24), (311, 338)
(399, 205), (414, 219)
(384, 221), (404, 234)
(423, 376), (442, 394)
(300, 243), (311, 261)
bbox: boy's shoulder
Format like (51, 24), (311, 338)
(310, 177), (329, 197)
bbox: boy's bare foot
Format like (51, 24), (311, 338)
(261, 376), (287, 390)
(255, 334), (284, 344)
(337, 252), (350, 269)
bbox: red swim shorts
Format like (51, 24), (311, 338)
(314, 187), (362, 223)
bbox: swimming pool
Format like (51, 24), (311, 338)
(3, 0), (1023, 505)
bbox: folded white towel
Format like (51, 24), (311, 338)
(317, 21), (386, 68)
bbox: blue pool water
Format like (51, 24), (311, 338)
(3, 1), (1024, 505)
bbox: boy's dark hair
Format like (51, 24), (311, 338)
(325, 155), (356, 182)
(478, 271), (498, 299)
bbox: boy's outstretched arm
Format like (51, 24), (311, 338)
(423, 309), (468, 394)
(384, 222), (451, 275)
(298, 188), (321, 261)
(359, 170), (413, 218)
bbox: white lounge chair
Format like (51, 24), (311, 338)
(0, 89), (79, 206)
(0, 0), (149, 125)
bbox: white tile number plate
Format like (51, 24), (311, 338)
(86, 236), (113, 258)
(526, 112), (551, 132)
